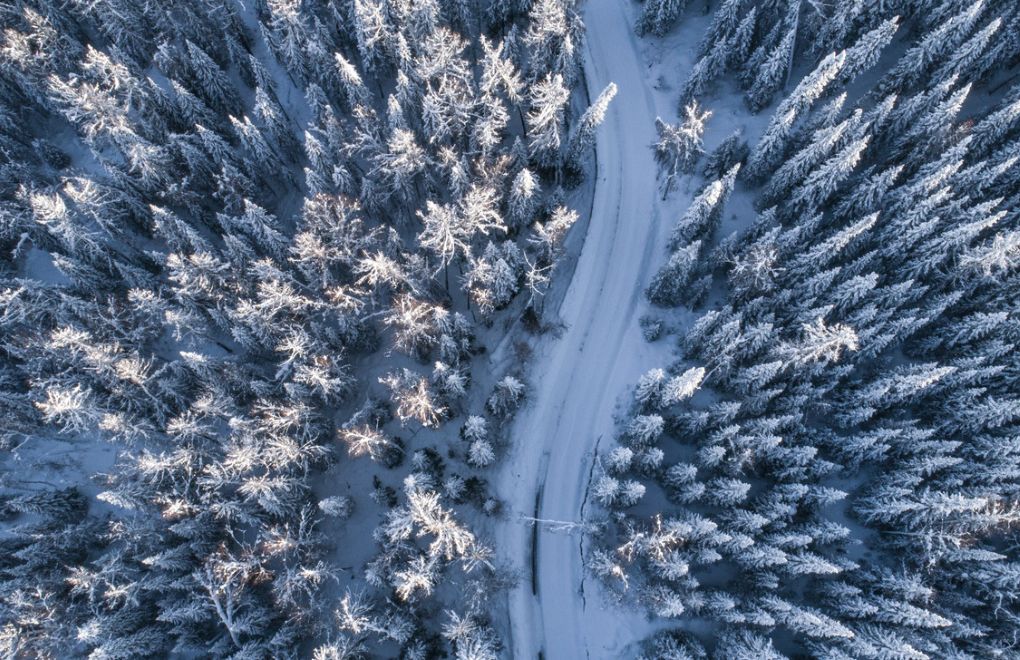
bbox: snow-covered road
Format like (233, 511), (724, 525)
(495, 0), (676, 656)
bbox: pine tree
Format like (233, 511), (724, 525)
(480, 36), (523, 104)
(525, 0), (585, 84)
(744, 26), (796, 113)
(842, 17), (900, 83)
(697, 0), (743, 58)
(464, 241), (523, 316)
(969, 94), (1020, 158)
(778, 49), (848, 121)
(896, 82), (970, 162)
(381, 369), (448, 428)
(526, 73), (571, 171)
(787, 318), (859, 365)
(334, 52), (372, 109)
(729, 7), (758, 70)
(669, 164), (740, 248)
(714, 628), (786, 659)
(467, 438), (496, 468)
(662, 367), (705, 406)
(564, 82), (617, 184)
(341, 424), (404, 467)
(418, 201), (470, 273)
(487, 376), (526, 419)
(655, 103), (712, 196)
(788, 135), (870, 213)
(703, 130), (749, 179)
(352, 0), (392, 74)
(933, 16), (1003, 89)
(877, 0), (986, 94)
(636, 0), (690, 37)
(807, 0), (861, 54)
(680, 38), (731, 107)
(647, 240), (703, 307)
(185, 40), (242, 117)
(508, 168), (541, 229)
(529, 204), (578, 264)
(744, 108), (798, 182)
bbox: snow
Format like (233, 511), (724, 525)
(493, 0), (677, 656)
(490, 1), (789, 655)
(21, 247), (70, 285)
(17, 0), (1015, 654)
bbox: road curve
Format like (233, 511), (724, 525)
(494, 0), (669, 657)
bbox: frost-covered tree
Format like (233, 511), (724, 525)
(381, 369), (448, 428)
(637, 0), (690, 37)
(703, 130), (749, 179)
(842, 17), (900, 83)
(565, 82), (617, 184)
(655, 103), (712, 196)
(487, 376), (526, 419)
(647, 240), (702, 306)
(508, 168), (540, 231)
(745, 26), (796, 113)
(669, 164), (740, 248)
(341, 424), (404, 467)
(527, 73), (570, 171)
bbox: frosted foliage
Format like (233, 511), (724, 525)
(319, 496), (354, 519)
(663, 368), (705, 406)
(527, 74), (570, 167)
(635, 368), (667, 407)
(627, 414), (665, 445)
(0, 0), (601, 654)
(467, 439), (496, 468)
(8, 0), (1020, 656)
(608, 1), (1020, 657)
(461, 415), (488, 443)
(793, 318), (859, 365)
(655, 103), (712, 194)
(487, 376), (526, 418)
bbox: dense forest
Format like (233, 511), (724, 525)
(592, 0), (1020, 657)
(5, 0), (1020, 657)
(0, 0), (611, 657)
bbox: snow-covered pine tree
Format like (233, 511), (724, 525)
(744, 24), (797, 113)
(637, 0), (690, 38)
(527, 73), (571, 172)
(668, 164), (740, 248)
(655, 102), (712, 196)
(565, 82), (617, 184)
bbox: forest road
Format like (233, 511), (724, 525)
(495, 0), (666, 657)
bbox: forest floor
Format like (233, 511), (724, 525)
(493, 0), (775, 657)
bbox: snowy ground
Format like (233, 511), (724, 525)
(492, 1), (779, 657)
(493, 0), (675, 656)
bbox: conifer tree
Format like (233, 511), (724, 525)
(744, 26), (796, 113)
(877, 0), (986, 94)
(527, 73), (571, 171)
(669, 164), (740, 248)
(841, 17), (900, 83)
(637, 0), (690, 37)
(647, 240), (703, 307)
(565, 82), (617, 184)
(655, 102), (712, 196)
